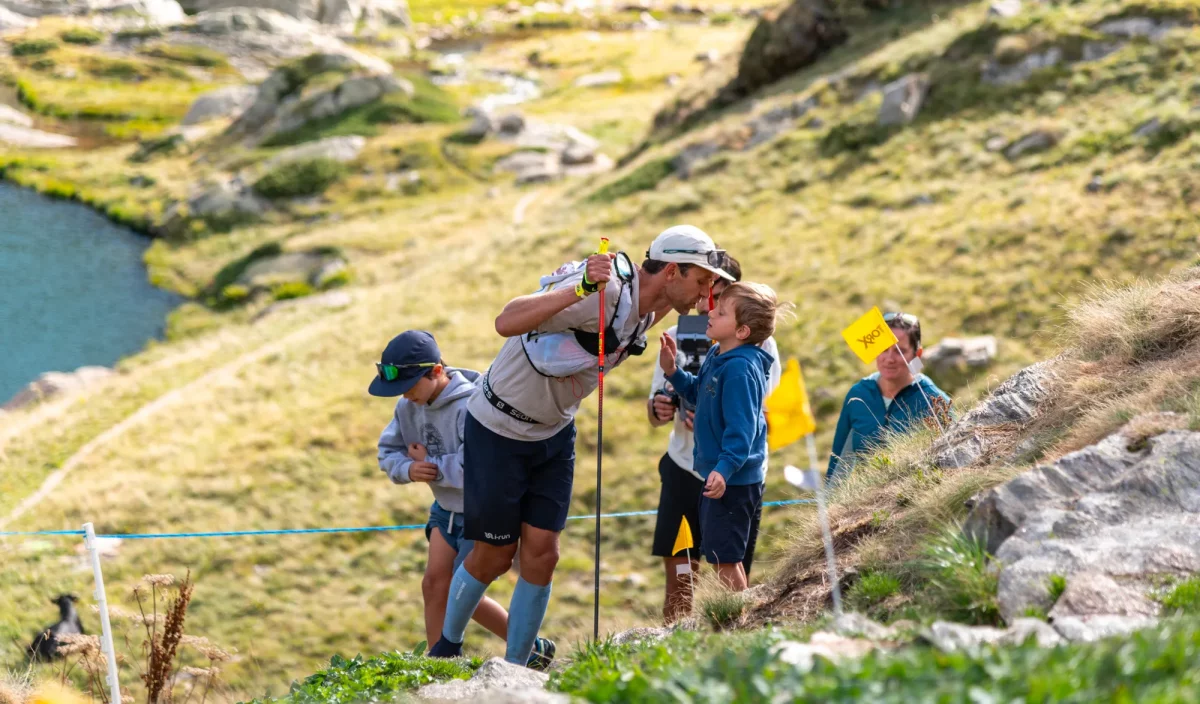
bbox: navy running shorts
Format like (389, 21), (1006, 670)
(462, 411), (577, 546)
(698, 481), (764, 565)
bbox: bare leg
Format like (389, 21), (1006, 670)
(662, 556), (701, 624)
(422, 529), (459, 646)
(472, 597), (509, 640)
(715, 562), (748, 592)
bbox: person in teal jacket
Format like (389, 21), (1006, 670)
(827, 312), (951, 480)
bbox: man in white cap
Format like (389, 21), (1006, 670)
(429, 225), (733, 666)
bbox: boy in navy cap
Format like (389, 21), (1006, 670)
(371, 330), (554, 667)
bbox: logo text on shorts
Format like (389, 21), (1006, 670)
(485, 532), (511, 541)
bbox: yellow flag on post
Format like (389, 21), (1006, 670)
(841, 306), (899, 364)
(671, 516), (694, 556)
(766, 358), (817, 452)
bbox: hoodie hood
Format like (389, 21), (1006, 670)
(429, 368), (480, 409)
(712, 344), (775, 377)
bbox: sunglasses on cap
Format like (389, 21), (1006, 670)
(375, 361), (435, 382)
(883, 312), (919, 326)
(657, 248), (727, 269)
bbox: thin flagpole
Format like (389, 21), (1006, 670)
(593, 237), (609, 641)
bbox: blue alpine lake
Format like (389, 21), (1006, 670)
(0, 183), (179, 404)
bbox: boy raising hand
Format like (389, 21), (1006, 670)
(659, 283), (783, 591)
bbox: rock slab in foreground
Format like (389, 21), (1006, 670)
(417, 658), (567, 703)
(0, 123), (77, 148)
(965, 425), (1200, 623)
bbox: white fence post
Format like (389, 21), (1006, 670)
(83, 523), (122, 704)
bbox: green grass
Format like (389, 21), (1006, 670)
(847, 571), (903, 611)
(138, 43), (231, 69)
(549, 619), (1200, 702)
(587, 157), (673, 202)
(1047, 573), (1067, 605)
(920, 528), (1001, 626)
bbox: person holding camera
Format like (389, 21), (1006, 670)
(646, 255), (781, 623)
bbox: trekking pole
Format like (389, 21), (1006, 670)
(593, 237), (609, 641)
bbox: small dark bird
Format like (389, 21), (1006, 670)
(28, 594), (85, 662)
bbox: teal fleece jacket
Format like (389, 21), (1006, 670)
(667, 344), (774, 486)
(826, 373), (951, 481)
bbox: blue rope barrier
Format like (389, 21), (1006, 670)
(0, 499), (813, 540)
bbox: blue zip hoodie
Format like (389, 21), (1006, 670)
(667, 344), (774, 486)
(826, 372), (951, 481)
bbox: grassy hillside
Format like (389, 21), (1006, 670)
(3, 0), (1200, 699)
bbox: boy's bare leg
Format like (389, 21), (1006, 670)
(423, 529), (460, 646)
(715, 562), (748, 591)
(472, 597), (509, 640)
(662, 556), (701, 623)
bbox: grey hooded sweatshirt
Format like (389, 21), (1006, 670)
(377, 368), (480, 513)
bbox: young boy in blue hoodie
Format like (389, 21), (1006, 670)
(371, 330), (554, 668)
(658, 282), (781, 591)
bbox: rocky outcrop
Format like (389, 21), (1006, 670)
(416, 658), (565, 702)
(877, 73), (929, 126)
(1003, 129), (1060, 160)
(0, 4), (34, 28)
(963, 424), (1200, 624)
(226, 50), (401, 145)
(481, 115), (611, 184)
(0, 104), (34, 127)
(0, 123), (78, 148)
(182, 84), (258, 125)
(933, 362), (1054, 469)
(723, 0), (846, 101)
(0, 0), (183, 23)
(922, 618), (1063, 651)
(163, 176), (267, 234)
(924, 336), (998, 373)
(3, 367), (114, 411)
(263, 135), (364, 168)
(178, 0), (409, 29)
(235, 249), (346, 290)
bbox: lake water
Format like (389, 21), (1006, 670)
(0, 183), (179, 404)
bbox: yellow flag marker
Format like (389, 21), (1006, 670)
(841, 306), (899, 364)
(766, 358), (817, 452)
(671, 516), (694, 556)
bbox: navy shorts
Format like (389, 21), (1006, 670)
(463, 412), (577, 546)
(699, 481), (764, 565)
(425, 501), (474, 572)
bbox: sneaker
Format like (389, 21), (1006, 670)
(428, 636), (463, 659)
(526, 637), (555, 671)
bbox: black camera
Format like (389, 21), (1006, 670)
(658, 314), (711, 414)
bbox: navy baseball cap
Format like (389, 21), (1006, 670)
(368, 330), (442, 397)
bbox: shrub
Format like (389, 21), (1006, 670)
(11, 39), (58, 57)
(847, 571), (902, 610)
(60, 27), (104, 45)
(587, 157), (673, 203)
(253, 158), (347, 199)
(271, 282), (314, 301)
(921, 527), (1001, 625)
(115, 26), (165, 41)
(1162, 577), (1200, 615)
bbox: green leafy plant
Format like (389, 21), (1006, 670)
(245, 651), (480, 704)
